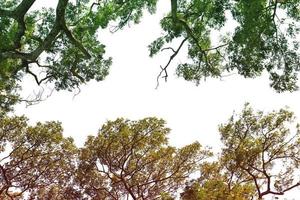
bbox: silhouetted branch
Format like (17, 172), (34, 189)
(156, 38), (187, 89)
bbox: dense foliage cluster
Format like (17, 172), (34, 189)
(1, 106), (300, 199)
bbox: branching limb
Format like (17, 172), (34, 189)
(62, 24), (91, 59)
(30, 0), (69, 60)
(24, 61), (52, 85)
(13, 0), (36, 16)
(2, 0), (91, 62)
(156, 38), (187, 89)
(156, 0), (227, 87)
(0, 0), (36, 50)
(0, 165), (11, 194)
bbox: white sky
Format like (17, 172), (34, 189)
(14, 0), (300, 199)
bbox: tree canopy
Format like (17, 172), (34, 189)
(78, 118), (212, 199)
(1, 107), (300, 199)
(150, 0), (300, 92)
(220, 104), (300, 199)
(0, 0), (163, 110)
(1, 0), (300, 112)
(179, 104), (300, 200)
(0, 116), (213, 199)
(2, 1), (300, 197)
(0, 115), (78, 199)
(180, 162), (255, 200)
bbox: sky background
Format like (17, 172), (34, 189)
(13, 0), (300, 199)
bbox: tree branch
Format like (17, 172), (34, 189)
(156, 37), (187, 89)
(14, 0), (36, 16)
(30, 0), (69, 60)
(62, 24), (91, 59)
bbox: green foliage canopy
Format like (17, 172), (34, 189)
(0, 0), (158, 112)
(150, 0), (300, 92)
(1, 0), (300, 113)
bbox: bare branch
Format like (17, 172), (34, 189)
(161, 47), (176, 53)
(156, 38), (187, 89)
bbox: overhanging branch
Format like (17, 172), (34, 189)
(156, 38), (187, 89)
